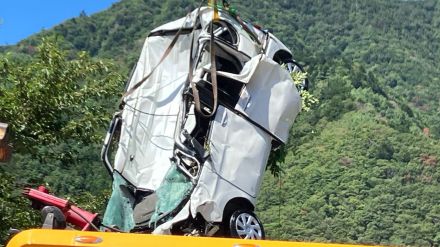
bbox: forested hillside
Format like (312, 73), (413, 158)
(1, 0), (440, 246)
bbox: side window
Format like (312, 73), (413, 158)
(207, 21), (238, 46)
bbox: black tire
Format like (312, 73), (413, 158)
(228, 210), (265, 240)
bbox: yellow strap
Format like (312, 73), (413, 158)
(213, 1), (219, 20)
(209, 0), (219, 20)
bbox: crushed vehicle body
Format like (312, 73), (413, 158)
(99, 6), (306, 239)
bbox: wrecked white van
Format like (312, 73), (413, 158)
(101, 5), (306, 240)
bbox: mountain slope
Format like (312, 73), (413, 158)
(1, 0), (440, 246)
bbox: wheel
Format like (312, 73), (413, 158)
(229, 210), (265, 240)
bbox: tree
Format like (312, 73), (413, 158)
(0, 39), (123, 243)
(0, 37), (124, 152)
(0, 170), (39, 245)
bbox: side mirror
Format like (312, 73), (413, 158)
(0, 122), (12, 162)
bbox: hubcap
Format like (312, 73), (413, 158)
(235, 213), (262, 240)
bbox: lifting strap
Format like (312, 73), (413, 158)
(121, 0), (222, 118)
(120, 9), (194, 104)
(189, 0), (219, 118)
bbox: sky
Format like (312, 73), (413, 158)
(0, 0), (120, 46)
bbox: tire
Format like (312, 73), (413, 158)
(229, 210), (265, 240)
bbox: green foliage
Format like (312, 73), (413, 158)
(0, 38), (120, 243)
(258, 113), (440, 246)
(1, 0), (440, 246)
(0, 170), (39, 245)
(267, 145), (287, 177)
(71, 189), (111, 216)
(291, 71), (319, 112)
(0, 37), (124, 150)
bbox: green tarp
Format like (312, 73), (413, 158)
(149, 164), (192, 227)
(102, 172), (135, 232)
(102, 165), (192, 231)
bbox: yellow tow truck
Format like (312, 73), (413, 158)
(7, 229), (382, 247)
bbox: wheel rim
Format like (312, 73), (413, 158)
(234, 213), (263, 240)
